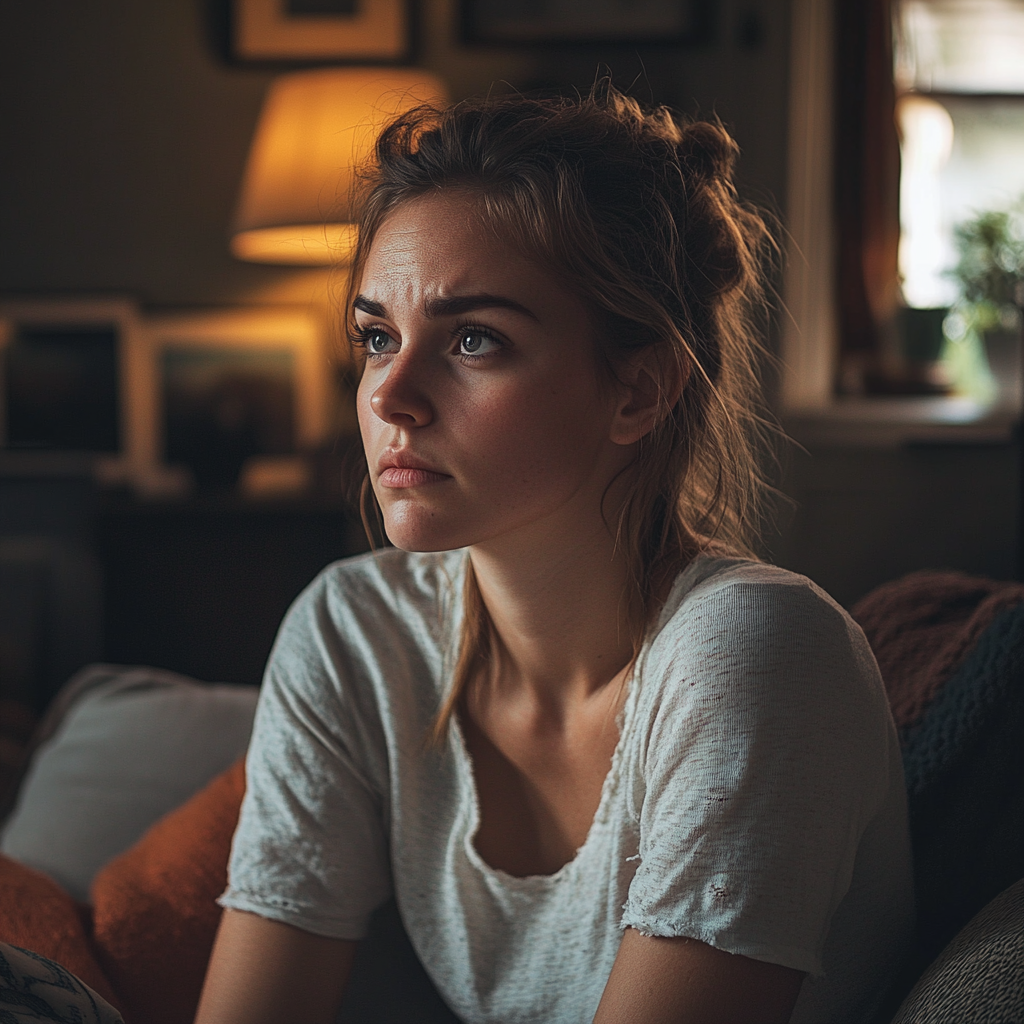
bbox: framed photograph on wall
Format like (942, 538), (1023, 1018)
(0, 296), (154, 482)
(462, 0), (711, 45)
(145, 307), (330, 493)
(233, 0), (411, 62)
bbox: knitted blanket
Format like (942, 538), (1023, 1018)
(853, 572), (1024, 964)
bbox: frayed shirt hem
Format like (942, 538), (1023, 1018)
(619, 911), (823, 977)
(218, 889), (374, 941)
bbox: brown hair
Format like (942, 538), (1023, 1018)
(345, 80), (777, 741)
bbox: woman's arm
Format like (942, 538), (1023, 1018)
(593, 927), (805, 1024)
(194, 909), (356, 1024)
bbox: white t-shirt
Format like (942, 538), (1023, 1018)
(221, 549), (914, 1024)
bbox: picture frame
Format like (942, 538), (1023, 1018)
(233, 0), (411, 63)
(461, 0), (711, 45)
(145, 307), (330, 493)
(0, 296), (153, 482)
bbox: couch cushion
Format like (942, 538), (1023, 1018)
(0, 852), (120, 1010)
(90, 758), (246, 1024)
(0, 664), (258, 901)
(890, 878), (1024, 1024)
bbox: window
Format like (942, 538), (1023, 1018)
(895, 0), (1024, 313)
(895, 0), (1024, 405)
(782, 0), (1024, 410)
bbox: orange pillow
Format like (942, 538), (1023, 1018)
(91, 757), (246, 1024)
(0, 853), (120, 1010)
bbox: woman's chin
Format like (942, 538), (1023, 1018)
(381, 514), (473, 554)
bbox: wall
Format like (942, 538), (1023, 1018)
(770, 435), (1020, 607)
(0, 0), (792, 310)
(1, 1), (279, 306)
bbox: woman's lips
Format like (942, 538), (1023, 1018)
(378, 466), (451, 488)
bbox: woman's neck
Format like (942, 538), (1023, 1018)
(467, 502), (638, 714)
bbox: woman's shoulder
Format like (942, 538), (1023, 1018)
(294, 546), (466, 617)
(639, 554), (884, 720)
(272, 547), (467, 671)
(658, 554), (862, 648)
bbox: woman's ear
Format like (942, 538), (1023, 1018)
(609, 347), (688, 446)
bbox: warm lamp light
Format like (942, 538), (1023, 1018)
(231, 68), (447, 266)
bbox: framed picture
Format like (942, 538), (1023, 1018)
(233, 0), (411, 62)
(0, 297), (153, 481)
(462, 0), (711, 45)
(146, 307), (330, 492)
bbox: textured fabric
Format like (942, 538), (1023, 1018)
(0, 943), (123, 1024)
(89, 759), (246, 1024)
(0, 855), (119, 1010)
(854, 575), (1024, 968)
(0, 666), (258, 901)
(852, 573), (1024, 1020)
(851, 571), (1024, 733)
(899, 602), (1024, 799)
(223, 549), (914, 1024)
(890, 878), (1024, 1024)
(901, 601), (1024, 965)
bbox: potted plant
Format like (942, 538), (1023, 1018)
(946, 201), (1024, 410)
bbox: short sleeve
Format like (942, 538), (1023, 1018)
(621, 571), (894, 976)
(219, 571), (393, 940)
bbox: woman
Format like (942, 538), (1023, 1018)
(197, 83), (914, 1024)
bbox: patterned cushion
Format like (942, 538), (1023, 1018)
(891, 879), (1024, 1024)
(0, 942), (123, 1024)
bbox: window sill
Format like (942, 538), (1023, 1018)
(782, 396), (1020, 448)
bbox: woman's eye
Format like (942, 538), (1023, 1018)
(364, 329), (397, 355)
(459, 331), (500, 357)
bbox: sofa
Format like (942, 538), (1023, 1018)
(0, 569), (1021, 1024)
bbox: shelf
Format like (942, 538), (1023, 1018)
(782, 397), (1020, 448)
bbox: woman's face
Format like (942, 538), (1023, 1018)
(355, 192), (635, 554)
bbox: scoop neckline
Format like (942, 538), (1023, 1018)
(449, 647), (649, 890)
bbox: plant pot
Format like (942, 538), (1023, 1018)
(983, 326), (1023, 411)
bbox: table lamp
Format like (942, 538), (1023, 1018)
(231, 68), (447, 266)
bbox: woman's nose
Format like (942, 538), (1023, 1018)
(368, 355), (434, 428)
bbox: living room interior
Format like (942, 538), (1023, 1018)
(1, 0), (1017, 703)
(0, 1), (1021, 1021)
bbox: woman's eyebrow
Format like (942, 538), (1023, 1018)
(353, 295), (387, 318)
(353, 292), (541, 322)
(424, 293), (540, 321)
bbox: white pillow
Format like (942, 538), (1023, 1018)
(0, 665), (258, 902)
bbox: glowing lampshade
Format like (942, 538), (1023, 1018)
(231, 68), (447, 266)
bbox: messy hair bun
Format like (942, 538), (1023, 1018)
(346, 79), (777, 738)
